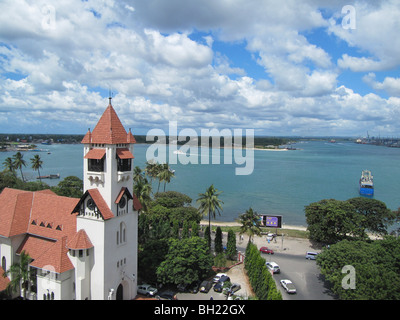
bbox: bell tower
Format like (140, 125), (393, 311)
(81, 96), (136, 207)
(76, 97), (141, 300)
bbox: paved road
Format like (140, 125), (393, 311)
(261, 252), (336, 300)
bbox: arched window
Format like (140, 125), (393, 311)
(118, 222), (126, 244)
(1, 256), (6, 272)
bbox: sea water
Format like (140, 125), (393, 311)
(2, 141), (400, 227)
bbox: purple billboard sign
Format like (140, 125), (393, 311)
(260, 215), (282, 228)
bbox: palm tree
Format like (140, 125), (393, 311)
(2, 157), (16, 176)
(144, 160), (157, 184)
(133, 177), (152, 213)
(196, 184), (224, 233)
(3, 250), (33, 300)
(158, 163), (175, 192)
(239, 207), (262, 244)
(133, 166), (144, 185)
(13, 152), (26, 182)
(30, 154), (43, 183)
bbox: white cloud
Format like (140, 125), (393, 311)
(363, 73), (400, 97)
(0, 0), (399, 136)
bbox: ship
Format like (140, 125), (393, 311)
(359, 170), (374, 196)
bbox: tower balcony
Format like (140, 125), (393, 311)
(87, 171), (105, 184)
(117, 171), (131, 182)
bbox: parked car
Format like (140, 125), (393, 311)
(137, 284), (158, 296)
(213, 273), (227, 283)
(188, 281), (200, 294)
(227, 283), (241, 295)
(280, 279), (296, 294)
(156, 290), (177, 300)
(213, 275), (231, 292)
(259, 246), (274, 254)
(266, 262), (280, 274)
(200, 280), (213, 293)
(306, 251), (318, 260)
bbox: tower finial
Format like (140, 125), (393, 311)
(108, 88), (112, 106)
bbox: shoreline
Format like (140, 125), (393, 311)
(200, 220), (307, 231)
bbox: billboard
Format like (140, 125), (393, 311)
(260, 215), (282, 228)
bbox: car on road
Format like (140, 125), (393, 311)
(137, 284), (158, 297)
(260, 246), (274, 254)
(200, 280), (213, 293)
(266, 262), (280, 274)
(280, 279), (296, 294)
(306, 251), (318, 260)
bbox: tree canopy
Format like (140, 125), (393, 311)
(317, 236), (400, 300)
(156, 237), (213, 286)
(305, 197), (397, 244)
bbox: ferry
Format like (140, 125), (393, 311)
(359, 170), (374, 196)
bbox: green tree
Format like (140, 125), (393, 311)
(12, 152), (26, 182)
(196, 184), (224, 234)
(133, 177), (152, 213)
(133, 166), (144, 185)
(182, 220), (190, 239)
(2, 157), (16, 177)
(52, 176), (83, 198)
(156, 237), (213, 286)
(215, 226), (223, 253)
(317, 237), (400, 300)
(3, 251), (34, 300)
(191, 221), (199, 237)
(239, 207), (262, 244)
(204, 226), (211, 249)
(244, 242), (282, 300)
(226, 229), (237, 260)
(347, 197), (397, 237)
(305, 199), (362, 244)
(138, 239), (169, 283)
(30, 154), (43, 183)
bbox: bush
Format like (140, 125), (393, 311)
(244, 242), (282, 300)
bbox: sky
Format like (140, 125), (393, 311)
(0, 0), (400, 137)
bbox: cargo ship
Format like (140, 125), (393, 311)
(359, 170), (374, 196)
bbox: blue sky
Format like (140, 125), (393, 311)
(0, 0), (399, 137)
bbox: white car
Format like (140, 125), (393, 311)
(266, 262), (280, 274)
(280, 279), (296, 294)
(213, 273), (227, 283)
(137, 284), (158, 296)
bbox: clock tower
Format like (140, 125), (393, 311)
(75, 97), (141, 300)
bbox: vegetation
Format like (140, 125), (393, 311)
(305, 197), (398, 244)
(196, 184), (224, 243)
(317, 236), (400, 300)
(244, 242), (282, 300)
(156, 237), (213, 287)
(239, 207), (262, 243)
(2, 251), (35, 300)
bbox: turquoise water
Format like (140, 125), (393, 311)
(2, 141), (400, 226)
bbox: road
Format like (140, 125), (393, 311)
(261, 252), (336, 300)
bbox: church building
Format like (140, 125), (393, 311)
(0, 98), (142, 300)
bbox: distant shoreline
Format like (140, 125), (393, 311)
(200, 220), (307, 231)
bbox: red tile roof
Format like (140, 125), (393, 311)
(132, 194), (143, 212)
(84, 148), (106, 159)
(116, 148), (134, 159)
(17, 235), (56, 261)
(0, 188), (32, 238)
(67, 229), (93, 250)
(30, 237), (74, 274)
(81, 103), (136, 145)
